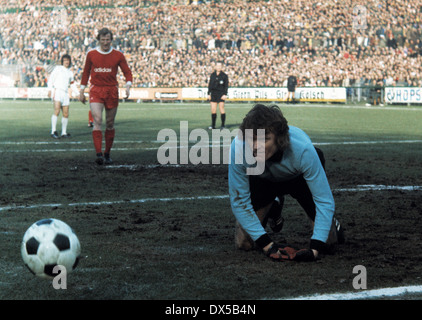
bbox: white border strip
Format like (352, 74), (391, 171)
(0, 139), (421, 147)
(1, 140), (421, 153)
(314, 140), (422, 146)
(0, 140), (147, 145)
(0, 195), (230, 212)
(281, 284), (422, 300)
(0, 185), (420, 212)
(335, 184), (422, 192)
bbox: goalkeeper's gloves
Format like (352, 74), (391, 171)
(265, 243), (316, 262)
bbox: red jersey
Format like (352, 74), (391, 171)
(81, 48), (132, 87)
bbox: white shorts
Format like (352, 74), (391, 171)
(52, 89), (70, 106)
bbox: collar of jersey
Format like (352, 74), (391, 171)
(96, 47), (113, 54)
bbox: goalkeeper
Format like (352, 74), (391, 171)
(228, 104), (344, 262)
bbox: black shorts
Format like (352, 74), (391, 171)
(210, 92), (226, 103)
(249, 147), (325, 221)
(287, 86), (296, 93)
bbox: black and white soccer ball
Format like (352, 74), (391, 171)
(21, 218), (81, 279)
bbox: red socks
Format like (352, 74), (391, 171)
(105, 128), (115, 154)
(92, 130), (103, 154)
(92, 129), (115, 154)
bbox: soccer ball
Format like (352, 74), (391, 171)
(21, 218), (81, 279)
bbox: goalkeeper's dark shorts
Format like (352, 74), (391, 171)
(249, 147), (325, 222)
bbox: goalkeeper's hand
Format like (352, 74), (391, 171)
(264, 243), (317, 262)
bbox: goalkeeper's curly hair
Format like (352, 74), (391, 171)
(239, 104), (290, 152)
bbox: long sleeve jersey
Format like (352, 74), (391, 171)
(80, 47), (132, 88)
(228, 126), (335, 246)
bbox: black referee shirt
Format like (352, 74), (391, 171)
(208, 71), (229, 95)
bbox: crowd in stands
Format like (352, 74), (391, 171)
(1, 0), (422, 89)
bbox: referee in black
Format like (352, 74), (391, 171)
(207, 61), (229, 129)
(287, 72), (298, 103)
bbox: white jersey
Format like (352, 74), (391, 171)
(48, 65), (74, 92)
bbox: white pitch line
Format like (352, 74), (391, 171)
(3, 102), (422, 112)
(0, 147), (136, 153)
(0, 185), (420, 213)
(0, 139), (421, 153)
(0, 141), (85, 145)
(1, 139), (421, 146)
(281, 284), (422, 300)
(0, 140), (147, 145)
(313, 140), (422, 146)
(335, 184), (422, 192)
(0, 195), (230, 212)
(0, 145), (233, 153)
(105, 164), (185, 170)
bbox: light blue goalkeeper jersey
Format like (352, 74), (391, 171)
(228, 126), (335, 244)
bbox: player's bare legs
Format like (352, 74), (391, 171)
(235, 202), (272, 250)
(90, 102), (104, 131)
(62, 106), (69, 118)
(53, 101), (61, 117)
(218, 102), (225, 114)
(235, 221), (254, 250)
(287, 91), (295, 103)
(105, 107), (118, 130)
(210, 102), (218, 114)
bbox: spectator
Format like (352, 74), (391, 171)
(1, 0), (422, 89)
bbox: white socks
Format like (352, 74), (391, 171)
(61, 117), (68, 135)
(51, 115), (69, 135)
(51, 115), (58, 134)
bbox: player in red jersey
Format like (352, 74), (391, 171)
(79, 27), (133, 165)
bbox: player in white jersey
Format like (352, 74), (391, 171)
(48, 54), (74, 138)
